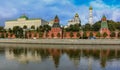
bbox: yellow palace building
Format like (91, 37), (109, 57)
(5, 15), (48, 30)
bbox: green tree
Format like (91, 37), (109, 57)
(92, 21), (101, 31)
(57, 33), (61, 38)
(31, 25), (35, 30)
(8, 28), (12, 33)
(116, 22), (120, 30)
(89, 32), (93, 37)
(45, 32), (49, 38)
(0, 26), (4, 32)
(108, 23), (116, 31)
(23, 25), (27, 29)
(103, 32), (108, 38)
(6, 33), (8, 38)
(96, 32), (101, 38)
(13, 26), (23, 38)
(39, 32), (43, 38)
(117, 32), (120, 38)
(34, 33), (37, 37)
(65, 24), (81, 32)
(51, 33), (54, 38)
(110, 32), (116, 38)
(83, 23), (92, 31)
(82, 32), (88, 39)
(63, 32), (66, 38)
(1, 33), (5, 38)
(76, 32), (81, 38)
(43, 25), (51, 32)
(69, 32), (74, 38)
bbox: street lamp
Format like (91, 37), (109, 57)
(61, 25), (64, 39)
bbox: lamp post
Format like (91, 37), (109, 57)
(61, 25), (64, 39)
(115, 30), (119, 38)
(23, 29), (26, 38)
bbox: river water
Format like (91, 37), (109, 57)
(0, 45), (120, 70)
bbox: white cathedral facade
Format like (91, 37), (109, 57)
(67, 13), (81, 26)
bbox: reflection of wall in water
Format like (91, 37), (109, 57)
(4, 47), (120, 68)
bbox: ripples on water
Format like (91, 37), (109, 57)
(0, 45), (120, 70)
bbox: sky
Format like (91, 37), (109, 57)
(0, 0), (120, 26)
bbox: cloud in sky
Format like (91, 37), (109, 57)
(0, 0), (120, 26)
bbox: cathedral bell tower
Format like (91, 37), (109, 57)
(89, 6), (93, 25)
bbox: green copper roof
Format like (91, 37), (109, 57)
(89, 6), (93, 10)
(75, 13), (79, 17)
(19, 15), (28, 20)
(102, 15), (106, 18)
(54, 15), (59, 19)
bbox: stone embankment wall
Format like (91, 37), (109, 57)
(0, 39), (120, 45)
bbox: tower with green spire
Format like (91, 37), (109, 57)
(100, 15), (110, 37)
(101, 15), (108, 28)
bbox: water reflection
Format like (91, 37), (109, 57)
(1, 47), (120, 70)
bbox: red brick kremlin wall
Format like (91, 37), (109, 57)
(0, 30), (119, 39)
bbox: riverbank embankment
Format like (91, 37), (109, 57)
(0, 39), (119, 45)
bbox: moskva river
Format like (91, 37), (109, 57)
(0, 45), (120, 70)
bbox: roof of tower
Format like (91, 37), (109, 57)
(53, 15), (60, 28)
(75, 13), (79, 17)
(54, 15), (59, 19)
(89, 6), (93, 10)
(19, 14), (28, 19)
(102, 15), (106, 18)
(101, 15), (108, 28)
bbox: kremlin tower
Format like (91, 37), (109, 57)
(100, 15), (110, 37)
(48, 15), (62, 38)
(53, 15), (60, 27)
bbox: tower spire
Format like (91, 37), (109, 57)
(53, 15), (60, 27)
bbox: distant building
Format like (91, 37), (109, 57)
(48, 20), (54, 27)
(67, 13), (81, 26)
(88, 6), (93, 25)
(5, 15), (48, 29)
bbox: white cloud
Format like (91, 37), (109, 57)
(112, 9), (120, 21)
(89, 0), (120, 23)
(0, 0), (120, 26)
(0, 6), (18, 18)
